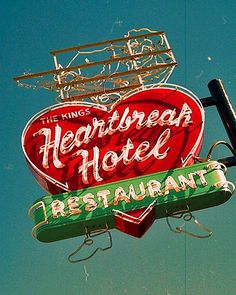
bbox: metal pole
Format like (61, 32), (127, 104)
(208, 79), (236, 152)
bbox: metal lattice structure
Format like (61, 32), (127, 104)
(14, 28), (177, 106)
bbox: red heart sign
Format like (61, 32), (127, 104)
(22, 85), (204, 194)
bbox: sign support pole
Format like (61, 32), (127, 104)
(204, 79), (236, 167)
(208, 79), (236, 149)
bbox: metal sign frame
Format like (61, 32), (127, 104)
(14, 29), (177, 105)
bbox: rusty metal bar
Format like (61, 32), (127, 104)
(13, 49), (173, 82)
(55, 62), (177, 88)
(50, 31), (165, 55)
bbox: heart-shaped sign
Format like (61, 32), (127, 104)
(22, 85), (204, 194)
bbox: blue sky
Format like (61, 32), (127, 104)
(1, 1), (236, 294)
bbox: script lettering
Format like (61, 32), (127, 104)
(33, 104), (193, 185)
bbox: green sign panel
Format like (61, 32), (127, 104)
(29, 161), (234, 242)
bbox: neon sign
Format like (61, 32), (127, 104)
(29, 161), (234, 242)
(22, 85), (204, 194)
(15, 28), (236, 262)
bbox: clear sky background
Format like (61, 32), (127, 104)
(1, 1), (236, 294)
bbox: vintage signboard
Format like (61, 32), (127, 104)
(22, 85), (204, 195)
(15, 29), (236, 262)
(29, 161), (234, 242)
